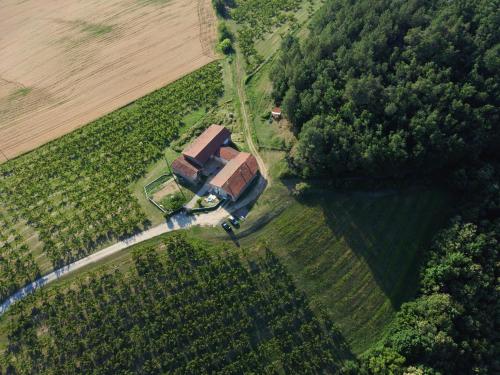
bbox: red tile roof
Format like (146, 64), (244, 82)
(215, 146), (240, 162)
(272, 107), (282, 114)
(183, 125), (231, 166)
(171, 156), (200, 178)
(210, 152), (259, 200)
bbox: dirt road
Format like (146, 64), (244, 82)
(235, 55), (269, 181)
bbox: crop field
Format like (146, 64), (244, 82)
(237, 188), (453, 353)
(0, 62), (223, 303)
(0, 236), (349, 373)
(0, 0), (217, 162)
(229, 0), (315, 68)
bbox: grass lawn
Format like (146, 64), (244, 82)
(192, 184), (454, 354)
(238, 187), (453, 353)
(246, 62), (297, 151)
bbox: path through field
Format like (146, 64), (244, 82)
(0, 0), (217, 162)
(235, 53), (269, 181)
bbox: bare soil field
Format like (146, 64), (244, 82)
(152, 178), (181, 202)
(0, 0), (217, 162)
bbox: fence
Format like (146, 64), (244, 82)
(187, 198), (226, 214)
(144, 174), (173, 197)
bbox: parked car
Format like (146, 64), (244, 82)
(228, 215), (240, 228)
(221, 222), (232, 232)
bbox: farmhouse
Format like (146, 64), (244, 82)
(210, 152), (259, 202)
(172, 125), (259, 201)
(183, 125), (231, 167)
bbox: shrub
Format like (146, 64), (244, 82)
(218, 22), (233, 42)
(162, 192), (186, 213)
(218, 38), (233, 55)
(292, 182), (311, 196)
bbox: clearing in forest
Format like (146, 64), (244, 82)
(0, 0), (217, 162)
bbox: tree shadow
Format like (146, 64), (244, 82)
(297, 186), (452, 310)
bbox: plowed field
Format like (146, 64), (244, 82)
(0, 0), (216, 162)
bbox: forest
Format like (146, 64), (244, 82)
(0, 63), (223, 302)
(272, 0), (499, 178)
(271, 0), (499, 373)
(0, 236), (348, 374)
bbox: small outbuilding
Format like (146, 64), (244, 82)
(171, 156), (201, 185)
(271, 107), (282, 120)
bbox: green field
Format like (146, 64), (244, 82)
(237, 188), (453, 352)
(0, 63), (223, 302)
(189, 185), (453, 353)
(1, 236), (349, 373)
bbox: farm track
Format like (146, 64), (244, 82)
(0, 0), (216, 161)
(235, 54), (269, 181)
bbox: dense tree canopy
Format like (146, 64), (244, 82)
(272, 0), (499, 177)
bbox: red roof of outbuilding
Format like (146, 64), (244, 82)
(183, 125), (231, 166)
(215, 146), (240, 162)
(272, 107), (282, 114)
(210, 152), (259, 200)
(171, 156), (200, 178)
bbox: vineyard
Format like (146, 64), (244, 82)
(0, 63), (223, 302)
(229, 0), (307, 67)
(0, 236), (347, 373)
(0, 210), (40, 302)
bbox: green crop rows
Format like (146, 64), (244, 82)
(0, 210), (40, 301)
(1, 236), (347, 373)
(0, 63), (223, 301)
(231, 0), (305, 66)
